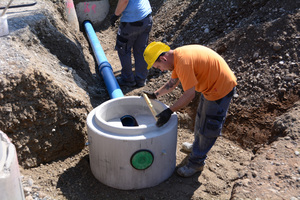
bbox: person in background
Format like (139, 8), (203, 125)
(110, 0), (153, 87)
(143, 42), (237, 177)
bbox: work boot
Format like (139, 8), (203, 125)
(181, 142), (193, 153)
(116, 77), (136, 87)
(136, 79), (147, 87)
(177, 163), (204, 177)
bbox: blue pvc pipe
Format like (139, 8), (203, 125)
(83, 21), (124, 99)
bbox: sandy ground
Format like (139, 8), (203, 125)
(0, 0), (299, 199)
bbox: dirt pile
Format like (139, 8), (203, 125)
(0, 0), (299, 199)
(0, 0), (94, 168)
(231, 102), (300, 199)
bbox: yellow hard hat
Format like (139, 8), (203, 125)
(144, 42), (170, 70)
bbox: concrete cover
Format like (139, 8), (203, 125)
(76, 0), (109, 27)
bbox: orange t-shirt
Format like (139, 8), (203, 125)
(172, 45), (237, 101)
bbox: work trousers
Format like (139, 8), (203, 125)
(189, 87), (236, 168)
(115, 15), (153, 85)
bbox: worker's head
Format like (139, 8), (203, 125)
(144, 42), (170, 70)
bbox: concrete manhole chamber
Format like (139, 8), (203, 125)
(87, 96), (178, 190)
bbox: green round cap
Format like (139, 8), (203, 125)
(131, 150), (154, 170)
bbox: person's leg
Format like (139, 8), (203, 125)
(177, 94), (207, 177)
(190, 132), (217, 167)
(115, 23), (136, 83)
(177, 88), (235, 177)
(133, 16), (153, 86)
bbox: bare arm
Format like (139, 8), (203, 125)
(155, 78), (179, 98)
(114, 0), (129, 16)
(170, 86), (195, 112)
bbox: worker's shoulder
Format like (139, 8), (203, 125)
(175, 45), (216, 56)
(176, 44), (211, 51)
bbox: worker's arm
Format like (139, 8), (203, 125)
(114, 0), (129, 16)
(154, 78), (179, 98)
(155, 86), (195, 127)
(169, 86), (195, 112)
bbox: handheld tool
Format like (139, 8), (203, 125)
(142, 93), (157, 121)
(1, 0), (14, 17)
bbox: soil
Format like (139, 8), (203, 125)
(0, 0), (299, 200)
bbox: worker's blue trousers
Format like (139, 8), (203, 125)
(115, 15), (153, 85)
(189, 87), (236, 168)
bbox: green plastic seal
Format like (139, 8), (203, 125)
(131, 150), (154, 170)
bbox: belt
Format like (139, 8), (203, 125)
(215, 87), (236, 105)
(122, 13), (152, 27)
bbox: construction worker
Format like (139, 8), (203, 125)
(143, 42), (237, 177)
(110, 0), (152, 87)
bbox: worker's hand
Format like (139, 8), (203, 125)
(156, 108), (173, 127)
(110, 14), (120, 27)
(143, 91), (157, 99)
